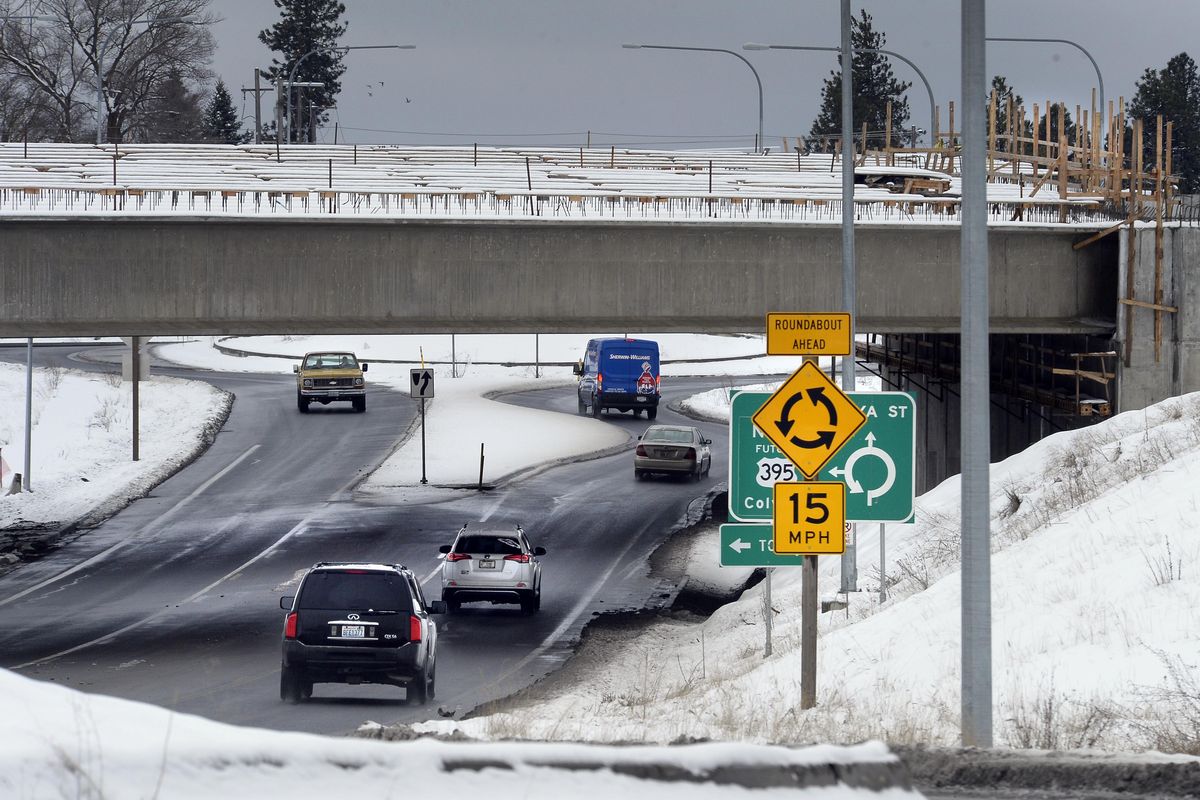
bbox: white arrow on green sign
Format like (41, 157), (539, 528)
(720, 524), (808, 567)
(728, 390), (915, 523)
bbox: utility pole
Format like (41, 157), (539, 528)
(241, 69), (272, 144)
(839, 0), (859, 596)
(274, 77), (285, 146)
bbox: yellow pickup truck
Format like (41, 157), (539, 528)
(294, 351), (368, 413)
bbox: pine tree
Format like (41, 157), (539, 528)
(139, 68), (205, 143)
(809, 10), (911, 151)
(259, 0), (348, 144)
(1127, 52), (1200, 193)
(201, 80), (249, 144)
(990, 75), (1028, 146)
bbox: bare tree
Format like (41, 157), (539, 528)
(0, 0), (217, 142)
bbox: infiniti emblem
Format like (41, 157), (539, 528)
(347, 613), (360, 620)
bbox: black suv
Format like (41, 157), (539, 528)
(278, 562), (445, 704)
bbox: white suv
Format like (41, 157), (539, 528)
(439, 525), (545, 615)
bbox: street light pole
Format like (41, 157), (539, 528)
(285, 44), (414, 143)
(987, 36), (1104, 126)
(744, 42), (936, 146)
(622, 43), (765, 152)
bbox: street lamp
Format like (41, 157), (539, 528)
(285, 44), (414, 143)
(744, 42), (936, 147)
(622, 43), (765, 152)
(95, 16), (194, 144)
(986, 37), (1104, 128)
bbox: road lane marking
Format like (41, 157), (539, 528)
(0, 444), (261, 609)
(12, 462), (378, 668)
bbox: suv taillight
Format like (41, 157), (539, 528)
(635, 445), (648, 456)
(409, 615), (422, 643)
(685, 448), (696, 460)
(284, 612), (298, 639)
(504, 553), (530, 563)
(446, 552), (470, 562)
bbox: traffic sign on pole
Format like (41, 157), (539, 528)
(730, 389), (916, 523)
(773, 482), (846, 554)
(410, 368), (435, 399)
(766, 312), (852, 356)
(719, 524), (807, 567)
(751, 361), (866, 479)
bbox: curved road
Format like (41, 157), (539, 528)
(0, 345), (753, 734)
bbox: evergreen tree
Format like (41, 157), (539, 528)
(809, 10), (911, 151)
(139, 68), (205, 143)
(990, 75), (1029, 145)
(202, 80), (249, 144)
(1127, 52), (1200, 193)
(259, 0), (348, 144)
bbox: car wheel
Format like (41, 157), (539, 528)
(442, 593), (460, 614)
(280, 665), (305, 704)
(647, 407), (658, 421)
(520, 592), (539, 615)
(578, 396), (587, 415)
(591, 396), (602, 418)
(352, 396), (366, 413)
(704, 459), (712, 478)
(408, 663), (431, 705)
(296, 393), (309, 413)
(428, 663), (436, 700)
(635, 469), (646, 480)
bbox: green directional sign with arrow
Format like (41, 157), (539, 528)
(719, 524), (808, 567)
(729, 390), (915, 523)
(819, 392), (915, 522)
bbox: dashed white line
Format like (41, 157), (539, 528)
(0, 444), (261, 609)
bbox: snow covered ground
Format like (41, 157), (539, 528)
(0, 668), (915, 799)
(0, 362), (228, 531)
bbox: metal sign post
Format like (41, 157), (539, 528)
(23, 337), (32, 491)
(410, 368), (435, 485)
(131, 335), (140, 462)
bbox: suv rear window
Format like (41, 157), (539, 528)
(297, 571), (413, 612)
(453, 535), (523, 555)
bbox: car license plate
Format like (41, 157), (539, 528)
(342, 625), (365, 638)
(636, 396), (646, 402)
(477, 559), (496, 570)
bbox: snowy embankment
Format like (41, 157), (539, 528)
(0, 668), (915, 799)
(416, 393), (1200, 752)
(0, 362), (228, 532)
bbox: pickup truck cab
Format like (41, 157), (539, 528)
(294, 351), (368, 413)
(573, 337), (660, 419)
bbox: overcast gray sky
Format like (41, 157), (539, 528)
(208, 1), (1200, 148)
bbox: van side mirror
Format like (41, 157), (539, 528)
(279, 595), (294, 610)
(439, 544), (452, 554)
(361, 363), (368, 372)
(292, 365), (299, 373)
(572, 360), (583, 376)
(533, 546), (546, 556)
(702, 438), (712, 445)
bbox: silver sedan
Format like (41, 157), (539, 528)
(634, 425), (712, 481)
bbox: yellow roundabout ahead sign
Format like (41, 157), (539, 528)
(751, 360), (867, 479)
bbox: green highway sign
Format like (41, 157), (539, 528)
(728, 390), (916, 523)
(719, 524), (808, 567)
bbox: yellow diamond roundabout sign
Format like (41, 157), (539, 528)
(751, 360), (867, 479)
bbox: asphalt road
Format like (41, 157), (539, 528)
(0, 344), (749, 735)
